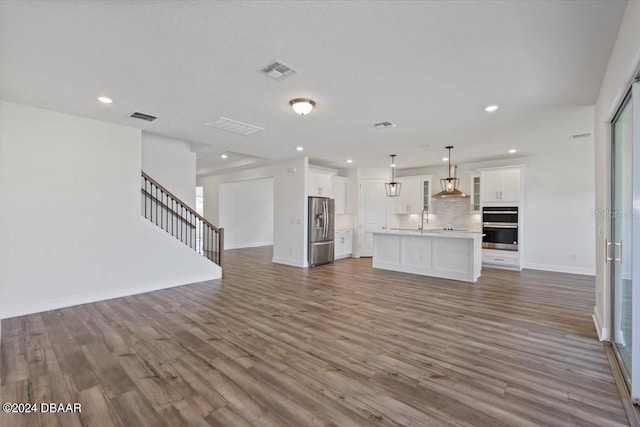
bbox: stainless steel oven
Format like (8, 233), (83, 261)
(482, 206), (518, 251)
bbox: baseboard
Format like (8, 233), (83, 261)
(272, 256), (307, 268)
(225, 241), (273, 250)
(593, 309), (611, 341)
(0, 273), (220, 320)
(523, 262), (595, 276)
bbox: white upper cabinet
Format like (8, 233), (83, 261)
(479, 167), (522, 204)
(393, 175), (433, 214)
(470, 174), (481, 213)
(332, 175), (347, 214)
(308, 169), (333, 197)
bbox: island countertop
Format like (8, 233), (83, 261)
(373, 230), (484, 240)
(372, 230), (483, 282)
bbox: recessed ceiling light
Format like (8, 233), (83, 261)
(347, 159), (353, 164)
(508, 149), (517, 154)
(485, 105), (499, 112)
(97, 96), (113, 104)
(220, 153), (228, 159)
(296, 146), (304, 151)
(442, 157), (449, 161)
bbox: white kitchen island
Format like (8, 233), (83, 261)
(373, 230), (483, 283)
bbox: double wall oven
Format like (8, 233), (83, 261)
(482, 206), (518, 251)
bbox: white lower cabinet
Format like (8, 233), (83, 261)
(335, 230), (353, 259)
(482, 248), (521, 270)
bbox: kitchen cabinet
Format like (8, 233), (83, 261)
(479, 167), (522, 203)
(470, 174), (480, 213)
(308, 169), (333, 197)
(482, 248), (521, 270)
(332, 175), (347, 214)
(335, 229), (353, 259)
(393, 175), (433, 214)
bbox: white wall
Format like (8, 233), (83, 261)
(197, 157), (308, 267)
(593, 1), (640, 340)
(399, 129), (596, 276)
(0, 101), (221, 319)
(219, 178), (274, 249)
(141, 132), (196, 208)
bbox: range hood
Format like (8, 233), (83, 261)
(432, 146), (469, 198)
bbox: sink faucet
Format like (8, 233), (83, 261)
(420, 206), (429, 233)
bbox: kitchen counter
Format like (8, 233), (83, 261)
(372, 230), (483, 282)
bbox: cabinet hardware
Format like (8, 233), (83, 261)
(605, 239), (612, 263)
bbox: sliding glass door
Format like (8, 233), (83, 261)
(611, 80), (639, 402)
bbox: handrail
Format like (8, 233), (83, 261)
(141, 171), (223, 268)
(142, 171), (220, 232)
(140, 188), (196, 229)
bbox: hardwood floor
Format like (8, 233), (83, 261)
(1, 246), (629, 426)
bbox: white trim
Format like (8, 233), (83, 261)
(0, 273), (220, 320)
(272, 256), (307, 268)
(225, 241), (273, 250)
(593, 309), (611, 342)
(523, 263), (595, 276)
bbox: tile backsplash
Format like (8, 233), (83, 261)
(394, 198), (481, 231)
(335, 214), (354, 230)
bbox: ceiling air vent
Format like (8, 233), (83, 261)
(261, 60), (297, 81)
(204, 117), (265, 136)
(373, 121), (396, 129)
(129, 112), (157, 122)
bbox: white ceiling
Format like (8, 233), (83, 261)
(0, 1), (626, 175)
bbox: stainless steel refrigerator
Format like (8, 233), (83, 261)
(308, 196), (335, 266)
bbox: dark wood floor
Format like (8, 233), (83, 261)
(1, 247), (629, 426)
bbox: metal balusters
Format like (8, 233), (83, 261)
(140, 171), (223, 268)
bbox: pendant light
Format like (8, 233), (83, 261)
(385, 154), (401, 197)
(433, 146), (469, 198)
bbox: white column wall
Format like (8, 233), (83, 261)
(141, 132), (197, 209)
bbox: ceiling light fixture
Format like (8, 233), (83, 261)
(385, 154), (401, 197)
(289, 98), (316, 115)
(442, 157), (449, 161)
(220, 154), (228, 159)
(347, 159), (353, 164)
(433, 146), (469, 198)
(485, 105), (499, 112)
(296, 146), (304, 151)
(508, 149), (517, 154)
(97, 96), (113, 104)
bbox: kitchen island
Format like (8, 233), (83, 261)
(373, 230), (483, 282)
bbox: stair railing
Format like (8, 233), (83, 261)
(141, 171), (223, 267)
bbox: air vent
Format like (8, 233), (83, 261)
(261, 60), (297, 81)
(373, 121), (396, 129)
(569, 132), (591, 139)
(129, 112), (157, 122)
(204, 117), (265, 136)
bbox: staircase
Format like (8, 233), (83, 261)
(141, 171), (223, 268)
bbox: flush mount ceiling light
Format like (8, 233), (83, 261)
(508, 149), (517, 154)
(296, 146), (304, 151)
(220, 153), (228, 159)
(385, 154), (401, 197)
(485, 105), (499, 112)
(442, 157), (449, 161)
(97, 96), (113, 104)
(289, 98), (316, 115)
(347, 159), (353, 164)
